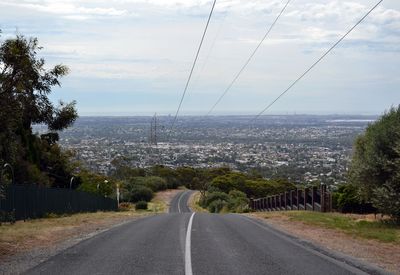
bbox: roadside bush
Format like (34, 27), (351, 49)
(129, 186), (153, 203)
(201, 190), (251, 213)
(143, 176), (167, 192)
(208, 199), (228, 213)
(227, 190), (250, 213)
(333, 184), (376, 214)
(119, 202), (133, 211)
(205, 191), (230, 206)
(135, 201), (148, 210)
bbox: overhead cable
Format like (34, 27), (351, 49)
(205, 0), (292, 116)
(171, 0), (217, 128)
(251, 0), (384, 123)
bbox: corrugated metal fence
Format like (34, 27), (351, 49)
(0, 184), (118, 222)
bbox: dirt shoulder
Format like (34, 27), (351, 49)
(188, 191), (208, 213)
(250, 211), (400, 274)
(151, 188), (183, 212)
(0, 189), (181, 273)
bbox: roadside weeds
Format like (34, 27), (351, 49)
(188, 191), (208, 213)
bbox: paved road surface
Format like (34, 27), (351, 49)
(26, 190), (381, 275)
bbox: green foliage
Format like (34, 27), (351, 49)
(349, 106), (400, 222)
(210, 172), (295, 199)
(331, 184), (374, 213)
(0, 33), (78, 186)
(208, 199), (228, 213)
(129, 186), (153, 203)
(149, 165), (180, 189)
(211, 172), (247, 193)
(76, 170), (114, 197)
(204, 191), (230, 207)
(227, 190), (250, 213)
(142, 176), (167, 192)
(176, 167), (197, 188)
(200, 190), (249, 213)
(135, 201), (148, 210)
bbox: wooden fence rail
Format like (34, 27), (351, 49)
(250, 185), (332, 212)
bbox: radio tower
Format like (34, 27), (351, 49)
(150, 113), (158, 146)
(149, 113), (160, 165)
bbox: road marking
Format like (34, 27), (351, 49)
(178, 191), (184, 213)
(185, 212), (195, 275)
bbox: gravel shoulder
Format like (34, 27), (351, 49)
(250, 212), (400, 274)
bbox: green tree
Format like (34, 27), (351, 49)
(349, 106), (400, 222)
(0, 33), (78, 185)
(76, 170), (114, 197)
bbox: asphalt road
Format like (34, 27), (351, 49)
(26, 190), (382, 275)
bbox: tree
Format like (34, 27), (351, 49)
(0, 33), (78, 185)
(76, 170), (114, 197)
(349, 106), (400, 222)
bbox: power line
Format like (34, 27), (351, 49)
(171, 0), (217, 128)
(191, 9), (230, 90)
(251, 0), (383, 123)
(205, 0), (292, 116)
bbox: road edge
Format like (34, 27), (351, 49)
(241, 214), (391, 275)
(1, 214), (156, 274)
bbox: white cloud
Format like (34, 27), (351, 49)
(0, 1), (130, 20)
(1, 0), (399, 115)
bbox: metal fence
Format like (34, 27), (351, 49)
(0, 184), (118, 221)
(250, 185), (332, 212)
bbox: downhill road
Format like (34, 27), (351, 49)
(26, 190), (382, 275)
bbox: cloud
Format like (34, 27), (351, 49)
(1, 0), (399, 116)
(0, 1), (131, 20)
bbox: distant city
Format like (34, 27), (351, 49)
(34, 115), (376, 186)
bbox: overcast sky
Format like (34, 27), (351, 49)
(0, 0), (399, 116)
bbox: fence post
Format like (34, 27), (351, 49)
(321, 185), (326, 212)
(312, 186), (316, 211)
(296, 189), (300, 210)
(283, 192), (287, 210)
(267, 197), (271, 211)
(276, 195), (280, 210)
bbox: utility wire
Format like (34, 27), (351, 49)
(205, 0), (292, 116)
(251, 0), (384, 123)
(171, 0), (217, 128)
(191, 9), (230, 90)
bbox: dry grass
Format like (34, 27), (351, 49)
(149, 189), (182, 213)
(0, 188), (182, 260)
(188, 191), (208, 213)
(251, 211), (400, 274)
(258, 211), (400, 243)
(0, 211), (144, 259)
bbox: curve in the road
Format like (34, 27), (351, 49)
(169, 190), (194, 213)
(25, 190), (386, 275)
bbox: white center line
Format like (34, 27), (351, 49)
(185, 212), (195, 275)
(177, 191), (184, 213)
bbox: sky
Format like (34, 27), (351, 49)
(0, 0), (399, 116)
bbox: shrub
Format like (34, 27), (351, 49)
(227, 190), (250, 213)
(208, 199), (228, 213)
(205, 191), (230, 206)
(143, 176), (167, 192)
(332, 184), (376, 214)
(119, 202), (133, 211)
(129, 186), (153, 203)
(135, 201), (148, 210)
